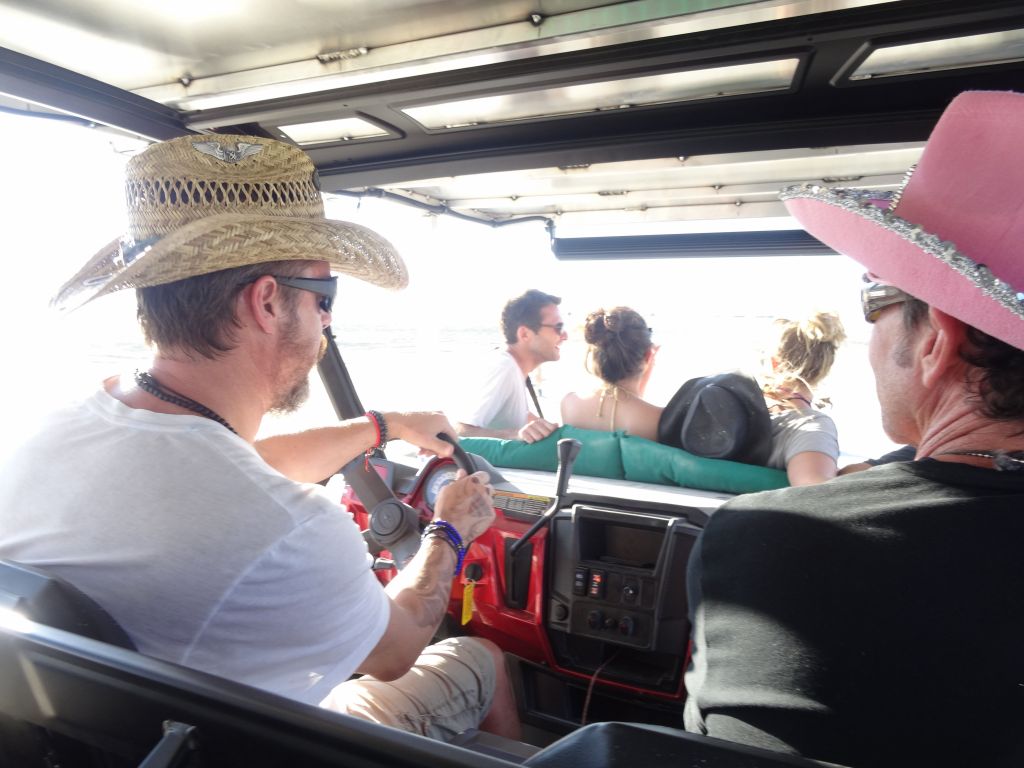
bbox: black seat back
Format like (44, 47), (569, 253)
(0, 559), (134, 649)
(523, 722), (845, 768)
(0, 560), (137, 766)
(0, 618), (518, 768)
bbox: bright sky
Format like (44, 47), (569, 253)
(0, 111), (896, 459)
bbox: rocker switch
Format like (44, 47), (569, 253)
(588, 570), (606, 600)
(573, 567), (588, 596)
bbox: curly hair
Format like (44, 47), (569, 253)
(769, 311), (847, 388)
(901, 298), (1024, 421)
(137, 260), (315, 359)
(583, 306), (652, 384)
(501, 289), (561, 344)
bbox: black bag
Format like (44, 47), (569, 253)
(657, 373), (773, 466)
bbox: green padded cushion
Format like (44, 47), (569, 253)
(460, 426), (788, 495)
(619, 434), (788, 494)
(461, 426), (624, 478)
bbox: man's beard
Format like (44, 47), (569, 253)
(269, 375), (309, 415)
(268, 320), (327, 414)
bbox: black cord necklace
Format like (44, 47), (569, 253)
(940, 450), (1024, 472)
(134, 371), (238, 435)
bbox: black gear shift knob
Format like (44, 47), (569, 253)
(554, 438), (582, 499)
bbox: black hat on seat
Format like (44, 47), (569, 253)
(657, 373), (772, 466)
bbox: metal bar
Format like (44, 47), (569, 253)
(551, 230), (838, 259)
(136, 720), (196, 768)
(0, 46), (190, 141)
(316, 327), (365, 422)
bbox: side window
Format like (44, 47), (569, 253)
(0, 114), (895, 462)
(0, 114), (148, 450)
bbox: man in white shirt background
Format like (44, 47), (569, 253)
(456, 289), (565, 443)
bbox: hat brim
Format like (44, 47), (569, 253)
(782, 186), (1024, 351)
(52, 213), (408, 311)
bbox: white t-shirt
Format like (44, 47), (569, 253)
(458, 348), (530, 431)
(0, 387), (390, 705)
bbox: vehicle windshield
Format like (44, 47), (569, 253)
(0, 109), (896, 466)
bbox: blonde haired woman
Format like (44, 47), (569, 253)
(761, 311), (847, 486)
(560, 307), (662, 441)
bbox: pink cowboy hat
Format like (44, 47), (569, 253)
(781, 90), (1024, 351)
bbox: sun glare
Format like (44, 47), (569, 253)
(0, 112), (894, 460)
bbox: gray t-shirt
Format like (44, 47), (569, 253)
(0, 385), (390, 704)
(765, 409), (838, 469)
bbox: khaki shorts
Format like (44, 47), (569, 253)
(320, 636), (496, 741)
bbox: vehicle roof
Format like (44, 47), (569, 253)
(1, 0), (1022, 233)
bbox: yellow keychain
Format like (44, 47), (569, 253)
(461, 579), (475, 625)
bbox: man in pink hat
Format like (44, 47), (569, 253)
(684, 91), (1024, 767)
(0, 134), (520, 742)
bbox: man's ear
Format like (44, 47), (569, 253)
(919, 307), (967, 388)
(242, 276), (282, 334)
(516, 324), (532, 344)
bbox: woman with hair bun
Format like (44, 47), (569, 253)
(563, 306), (846, 487)
(560, 307), (662, 441)
(759, 311), (847, 486)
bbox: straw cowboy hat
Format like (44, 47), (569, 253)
(782, 90), (1024, 351)
(53, 134), (407, 310)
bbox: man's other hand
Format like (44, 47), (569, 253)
(434, 470), (495, 544)
(517, 418), (558, 444)
(387, 412), (458, 457)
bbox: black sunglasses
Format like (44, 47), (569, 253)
(538, 322), (565, 334)
(860, 280), (910, 323)
(244, 275), (337, 313)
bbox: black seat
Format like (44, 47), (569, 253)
(0, 558), (134, 648)
(0, 559), (137, 766)
(523, 721), (843, 768)
(0, 617), (520, 768)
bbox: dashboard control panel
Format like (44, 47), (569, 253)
(547, 505), (700, 654)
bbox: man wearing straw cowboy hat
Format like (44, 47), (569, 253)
(0, 135), (520, 740)
(684, 91), (1024, 767)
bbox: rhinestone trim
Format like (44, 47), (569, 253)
(781, 183), (1024, 322)
(888, 163), (917, 213)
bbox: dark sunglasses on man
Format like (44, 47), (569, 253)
(241, 275), (338, 313)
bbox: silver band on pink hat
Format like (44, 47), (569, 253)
(781, 183), (1024, 322)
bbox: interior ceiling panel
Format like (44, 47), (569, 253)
(1, 0), (1022, 230)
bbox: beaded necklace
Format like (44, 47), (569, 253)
(940, 450), (1024, 472)
(134, 371), (238, 435)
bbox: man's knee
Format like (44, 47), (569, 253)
(470, 637), (505, 673)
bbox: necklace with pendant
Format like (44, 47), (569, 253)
(134, 371), (238, 436)
(939, 450), (1024, 472)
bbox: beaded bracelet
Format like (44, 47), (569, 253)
(364, 410), (389, 469)
(422, 520), (466, 576)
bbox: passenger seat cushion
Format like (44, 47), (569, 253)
(460, 427), (788, 494)
(620, 435), (788, 494)
(462, 426), (626, 478)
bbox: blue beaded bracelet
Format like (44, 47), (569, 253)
(422, 520), (466, 576)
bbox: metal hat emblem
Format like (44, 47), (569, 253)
(191, 140), (264, 163)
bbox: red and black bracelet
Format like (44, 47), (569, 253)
(364, 410), (389, 469)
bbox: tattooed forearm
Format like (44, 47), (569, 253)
(389, 537), (456, 629)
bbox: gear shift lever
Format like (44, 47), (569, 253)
(506, 438), (582, 607)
